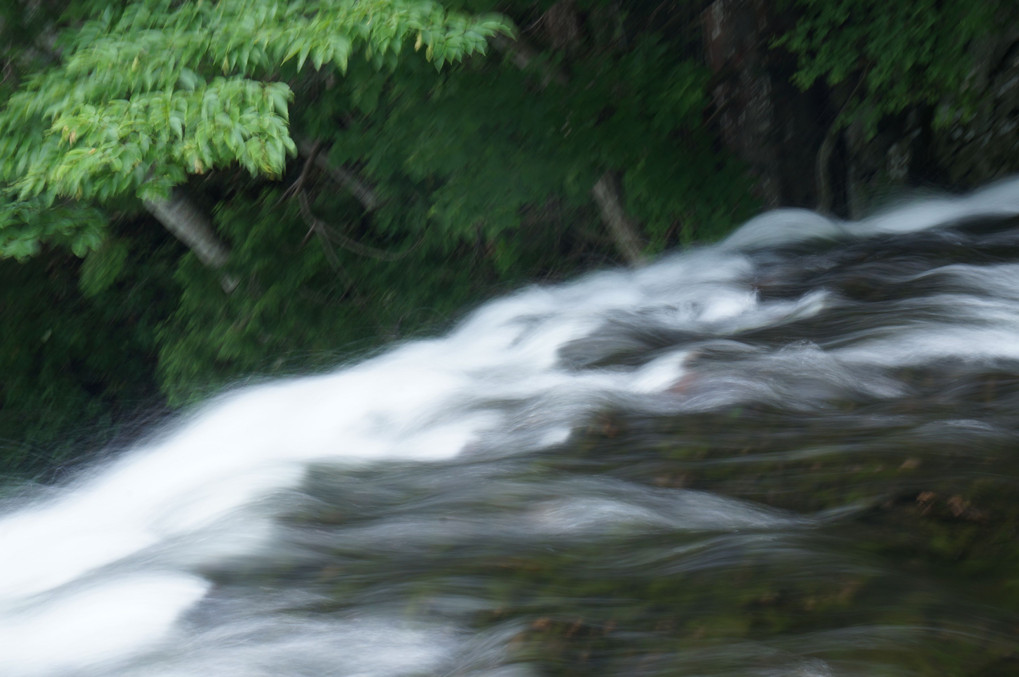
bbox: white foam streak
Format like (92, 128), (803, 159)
(723, 175), (1019, 250)
(857, 176), (1019, 235)
(0, 575), (209, 677)
(723, 208), (845, 249)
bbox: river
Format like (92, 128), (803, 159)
(3, 180), (1019, 675)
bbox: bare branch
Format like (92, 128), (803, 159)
(591, 172), (646, 267)
(144, 188), (238, 292)
(296, 138), (380, 212)
(145, 189), (229, 268)
(296, 189), (421, 262)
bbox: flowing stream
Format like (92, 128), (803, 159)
(4, 180), (1019, 675)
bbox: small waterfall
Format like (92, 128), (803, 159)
(4, 179), (1019, 675)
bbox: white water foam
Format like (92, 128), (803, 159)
(723, 174), (1019, 249)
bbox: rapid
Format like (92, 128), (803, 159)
(4, 179), (1019, 675)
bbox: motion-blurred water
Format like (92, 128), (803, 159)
(4, 180), (1019, 676)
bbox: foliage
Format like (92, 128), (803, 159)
(0, 198), (107, 260)
(778, 0), (1006, 135)
(0, 0), (511, 258)
(329, 13), (753, 258)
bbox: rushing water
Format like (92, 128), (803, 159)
(5, 181), (1019, 676)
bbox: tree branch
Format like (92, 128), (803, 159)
(144, 188), (237, 291)
(591, 172), (646, 267)
(296, 138), (380, 212)
(296, 189), (421, 262)
(489, 33), (569, 88)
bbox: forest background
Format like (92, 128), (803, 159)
(2, 0), (1018, 477)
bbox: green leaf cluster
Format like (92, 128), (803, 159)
(0, 0), (511, 258)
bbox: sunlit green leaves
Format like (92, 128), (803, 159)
(0, 0), (511, 259)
